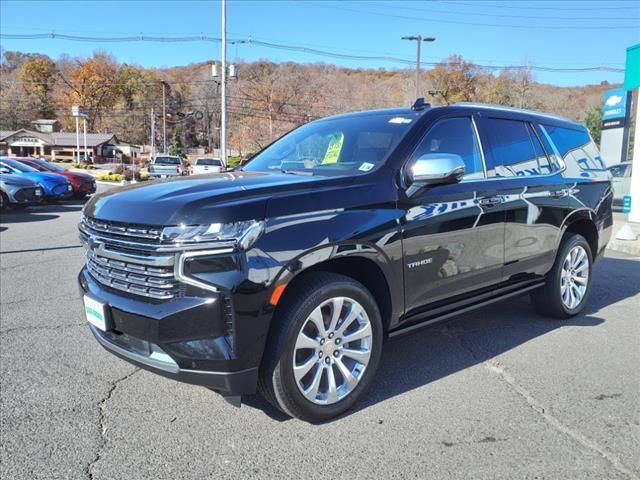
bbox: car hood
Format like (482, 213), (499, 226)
(0, 173), (39, 187)
(62, 171), (94, 182)
(16, 171), (70, 184)
(84, 170), (382, 226)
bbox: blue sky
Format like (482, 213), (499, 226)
(1, 0), (638, 87)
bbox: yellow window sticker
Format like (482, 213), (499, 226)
(321, 133), (344, 164)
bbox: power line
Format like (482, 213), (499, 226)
(0, 33), (626, 73)
(359, 1), (639, 21)
(442, 0), (640, 11)
(308, 2), (639, 29)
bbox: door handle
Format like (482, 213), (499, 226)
(549, 188), (570, 199)
(478, 196), (502, 207)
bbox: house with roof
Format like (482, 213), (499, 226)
(0, 119), (140, 162)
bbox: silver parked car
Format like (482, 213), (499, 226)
(607, 162), (632, 206)
(148, 156), (187, 178)
(0, 172), (44, 210)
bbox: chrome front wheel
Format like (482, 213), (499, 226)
(292, 296), (373, 405)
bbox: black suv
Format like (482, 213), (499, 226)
(78, 102), (613, 422)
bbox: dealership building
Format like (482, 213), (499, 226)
(0, 119), (139, 162)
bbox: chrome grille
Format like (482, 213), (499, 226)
(86, 250), (179, 300)
(81, 216), (180, 301)
(53, 183), (71, 195)
(82, 216), (162, 242)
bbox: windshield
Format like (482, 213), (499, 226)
(35, 159), (64, 172)
(242, 112), (418, 176)
(1, 159), (39, 173)
(196, 158), (222, 166)
(154, 156), (181, 165)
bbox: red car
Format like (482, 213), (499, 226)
(12, 157), (96, 199)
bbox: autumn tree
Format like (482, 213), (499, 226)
(428, 55), (481, 105)
(18, 56), (58, 119)
(237, 61), (320, 145)
(484, 70), (515, 106)
(59, 52), (119, 130)
(511, 67), (536, 109)
(104, 64), (163, 144)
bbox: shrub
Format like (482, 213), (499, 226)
(97, 173), (123, 182)
(96, 171), (149, 182)
(227, 156), (241, 169)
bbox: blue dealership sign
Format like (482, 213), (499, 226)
(602, 88), (628, 121)
(622, 195), (632, 214)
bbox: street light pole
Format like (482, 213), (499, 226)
(220, 0), (227, 164)
(402, 35), (436, 99)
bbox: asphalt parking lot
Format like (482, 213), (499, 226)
(1, 190), (639, 480)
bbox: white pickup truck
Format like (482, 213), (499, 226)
(189, 158), (225, 175)
(148, 156), (187, 178)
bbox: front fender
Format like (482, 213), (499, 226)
(255, 208), (405, 323)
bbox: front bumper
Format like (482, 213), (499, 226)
(8, 186), (43, 205)
(46, 183), (74, 199)
(75, 180), (97, 194)
(89, 324), (258, 393)
(78, 267), (262, 395)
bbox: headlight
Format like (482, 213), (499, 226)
(161, 220), (264, 250)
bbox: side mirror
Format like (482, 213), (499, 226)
(408, 153), (465, 186)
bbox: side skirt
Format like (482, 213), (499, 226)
(388, 280), (544, 339)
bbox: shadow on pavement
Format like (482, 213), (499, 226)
(244, 254), (639, 423)
(0, 199), (88, 225)
(0, 210), (60, 224)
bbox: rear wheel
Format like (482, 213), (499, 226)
(531, 233), (593, 319)
(259, 272), (383, 423)
(0, 191), (9, 211)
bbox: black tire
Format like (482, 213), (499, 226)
(531, 233), (593, 319)
(73, 192), (87, 200)
(258, 272), (383, 423)
(0, 191), (8, 211)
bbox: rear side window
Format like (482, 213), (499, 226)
(196, 158), (222, 166)
(484, 118), (540, 177)
(154, 156), (181, 165)
(539, 124), (604, 172)
(411, 117), (484, 180)
(527, 124), (554, 175)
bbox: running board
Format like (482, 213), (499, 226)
(389, 281), (544, 339)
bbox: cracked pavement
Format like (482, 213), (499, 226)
(1, 191), (639, 480)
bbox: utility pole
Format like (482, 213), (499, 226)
(75, 116), (80, 164)
(82, 117), (87, 163)
(402, 35), (436, 99)
(161, 80), (168, 153)
(150, 107), (155, 160)
(220, 0), (227, 164)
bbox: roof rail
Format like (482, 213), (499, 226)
(452, 102), (572, 122)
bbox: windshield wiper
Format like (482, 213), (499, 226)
(281, 168), (314, 176)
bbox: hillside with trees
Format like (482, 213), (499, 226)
(0, 49), (616, 156)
